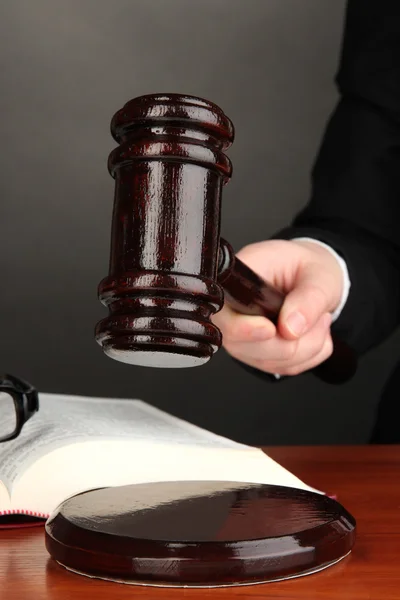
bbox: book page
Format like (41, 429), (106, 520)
(0, 481), (9, 510)
(12, 438), (318, 517)
(0, 393), (248, 495)
(0, 393), (320, 516)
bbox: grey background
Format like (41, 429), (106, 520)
(1, 0), (399, 445)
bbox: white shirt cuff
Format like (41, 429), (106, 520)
(292, 237), (351, 322)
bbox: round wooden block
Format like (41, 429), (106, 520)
(45, 481), (356, 587)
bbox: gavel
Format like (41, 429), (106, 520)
(46, 94), (358, 585)
(95, 93), (357, 384)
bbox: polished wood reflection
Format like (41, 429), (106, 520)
(44, 480), (355, 586)
(1, 446), (399, 599)
(95, 93), (356, 383)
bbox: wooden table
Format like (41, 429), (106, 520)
(1, 446), (399, 599)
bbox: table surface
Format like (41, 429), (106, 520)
(1, 445), (399, 600)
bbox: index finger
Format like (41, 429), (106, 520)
(211, 303), (276, 344)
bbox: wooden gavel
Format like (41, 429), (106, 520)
(95, 93), (357, 384)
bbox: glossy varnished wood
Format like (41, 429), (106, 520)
(2, 446), (399, 599)
(95, 94), (232, 369)
(95, 93), (356, 383)
(44, 481), (355, 586)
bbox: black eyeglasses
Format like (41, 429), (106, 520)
(0, 374), (39, 442)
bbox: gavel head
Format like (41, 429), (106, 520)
(95, 94), (234, 368)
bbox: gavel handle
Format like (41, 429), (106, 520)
(217, 238), (357, 384)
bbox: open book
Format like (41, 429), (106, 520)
(0, 393), (320, 521)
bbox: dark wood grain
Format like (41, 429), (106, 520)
(44, 481), (355, 585)
(95, 92), (356, 383)
(95, 93), (232, 370)
(1, 446), (399, 599)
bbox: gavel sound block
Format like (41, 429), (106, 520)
(45, 481), (356, 587)
(95, 93), (357, 384)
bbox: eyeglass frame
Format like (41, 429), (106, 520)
(0, 374), (39, 442)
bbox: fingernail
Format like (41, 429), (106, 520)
(251, 328), (272, 341)
(286, 312), (307, 337)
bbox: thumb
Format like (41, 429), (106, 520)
(278, 266), (338, 340)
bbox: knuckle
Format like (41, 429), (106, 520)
(310, 334), (329, 359)
(306, 337), (334, 371)
(305, 326), (331, 360)
(322, 336), (334, 359)
(311, 334), (333, 363)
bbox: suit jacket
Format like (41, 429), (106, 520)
(245, 1), (400, 442)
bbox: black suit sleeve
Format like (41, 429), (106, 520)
(275, 0), (400, 355)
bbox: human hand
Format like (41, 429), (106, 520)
(212, 239), (345, 376)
